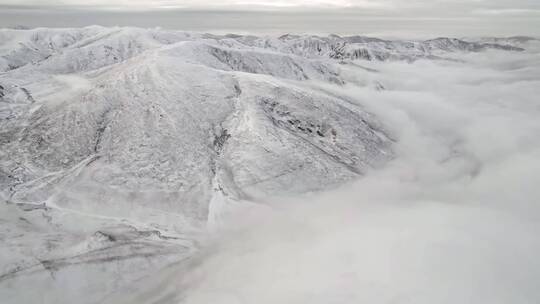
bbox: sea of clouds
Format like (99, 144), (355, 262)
(107, 42), (540, 304)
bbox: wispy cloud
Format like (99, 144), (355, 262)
(473, 8), (540, 15)
(0, 0), (386, 9)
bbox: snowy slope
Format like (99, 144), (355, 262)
(0, 27), (528, 303)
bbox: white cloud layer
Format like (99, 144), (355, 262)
(4, 0), (367, 8)
(103, 42), (540, 304)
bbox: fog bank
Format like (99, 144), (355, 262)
(106, 42), (540, 304)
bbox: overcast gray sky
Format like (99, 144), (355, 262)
(1, 0), (539, 11)
(1, 0), (539, 37)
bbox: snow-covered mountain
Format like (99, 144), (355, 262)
(0, 27), (531, 303)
